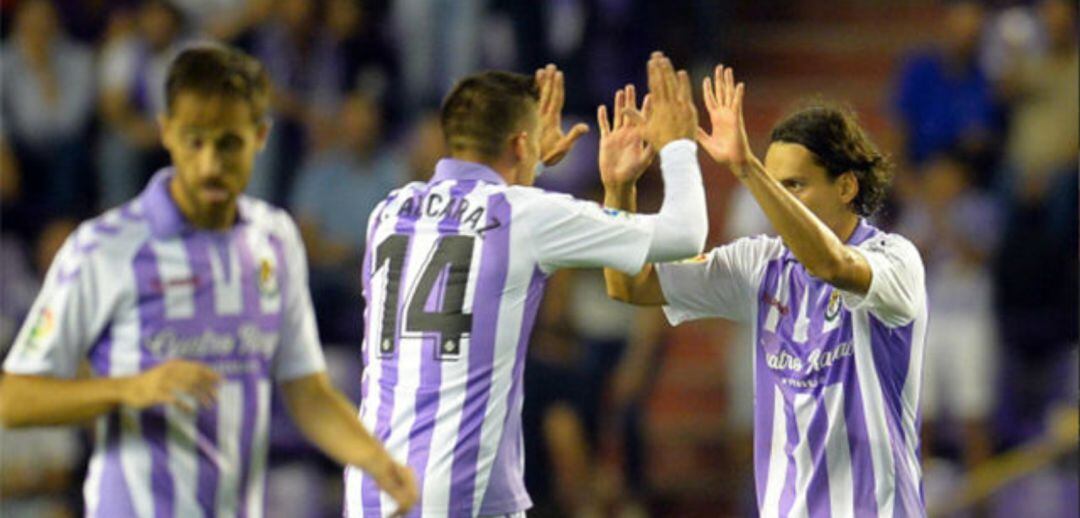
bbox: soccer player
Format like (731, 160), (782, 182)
(605, 66), (928, 517)
(0, 46), (418, 517)
(345, 52), (707, 517)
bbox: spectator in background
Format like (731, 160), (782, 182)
(0, 217), (82, 518)
(896, 153), (999, 481)
(325, 0), (402, 130)
(404, 111), (447, 183)
(289, 89), (404, 342)
(392, 0), (484, 115)
(894, 0), (1003, 181)
(97, 0), (192, 208)
(0, 0), (96, 218)
(240, 0), (348, 204)
(568, 272), (665, 517)
(992, 0), (1078, 449)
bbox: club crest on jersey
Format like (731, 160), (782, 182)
(28, 307), (56, 347)
(258, 258), (279, 298)
(826, 290), (842, 321)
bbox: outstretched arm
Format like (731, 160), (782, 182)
(601, 52), (705, 305)
(0, 359), (221, 427)
(697, 65), (871, 294)
(281, 372), (418, 517)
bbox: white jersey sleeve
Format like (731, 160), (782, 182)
(510, 188), (655, 275)
(839, 232), (926, 327)
(656, 235), (783, 325)
(269, 213), (327, 382)
(3, 227), (121, 378)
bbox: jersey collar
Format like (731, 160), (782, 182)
(141, 168), (251, 239)
(430, 158), (506, 185)
(846, 218), (878, 246)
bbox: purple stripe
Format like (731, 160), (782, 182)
(806, 281), (829, 343)
(804, 404), (833, 517)
(88, 327), (113, 376)
(448, 193), (512, 515)
(237, 379), (258, 517)
(479, 266), (546, 514)
(142, 410), (175, 518)
(133, 243), (175, 518)
(867, 318), (923, 516)
(362, 187), (423, 514)
(196, 409), (219, 512)
(776, 263), (804, 344)
(404, 181), (479, 514)
(845, 366), (879, 515)
(172, 234), (225, 513)
(753, 259), (785, 508)
(94, 413), (140, 517)
(351, 195), (399, 515)
(778, 391), (799, 517)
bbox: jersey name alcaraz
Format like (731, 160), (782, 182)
(346, 158), (657, 517)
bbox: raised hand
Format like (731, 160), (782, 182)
(642, 51), (698, 150)
(598, 84), (656, 188)
(535, 64), (589, 166)
(697, 65), (754, 175)
(121, 359), (221, 412)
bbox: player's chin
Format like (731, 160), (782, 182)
(197, 186), (238, 206)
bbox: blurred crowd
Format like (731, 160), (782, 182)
(0, 0), (1076, 517)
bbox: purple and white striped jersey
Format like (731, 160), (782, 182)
(346, 158), (657, 517)
(657, 220), (928, 517)
(4, 170), (326, 518)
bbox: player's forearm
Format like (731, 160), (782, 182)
(0, 373), (129, 427)
(647, 140), (708, 262)
(282, 373), (392, 472)
(737, 159), (858, 284)
(602, 184), (644, 302)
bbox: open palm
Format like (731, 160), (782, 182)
(598, 85), (655, 187)
(696, 65), (752, 170)
(536, 64), (590, 166)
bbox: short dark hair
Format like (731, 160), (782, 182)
(165, 45), (270, 122)
(769, 103), (893, 217)
(439, 71), (539, 160)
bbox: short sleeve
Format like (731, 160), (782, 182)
(3, 229), (117, 378)
(514, 189), (654, 275)
(656, 236), (782, 325)
(839, 233), (926, 327)
(270, 214), (327, 382)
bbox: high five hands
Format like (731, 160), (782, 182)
(597, 83), (654, 188)
(697, 64), (757, 177)
(597, 51), (698, 188)
(535, 64), (590, 166)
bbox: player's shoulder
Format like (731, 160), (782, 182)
(500, 186), (587, 218)
(69, 200), (155, 261)
(714, 234), (786, 261)
(858, 229), (922, 260)
(239, 195), (303, 243)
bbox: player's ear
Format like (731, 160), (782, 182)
(511, 131), (529, 163)
(157, 113), (173, 149)
(839, 171), (859, 205)
(255, 119), (272, 151)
